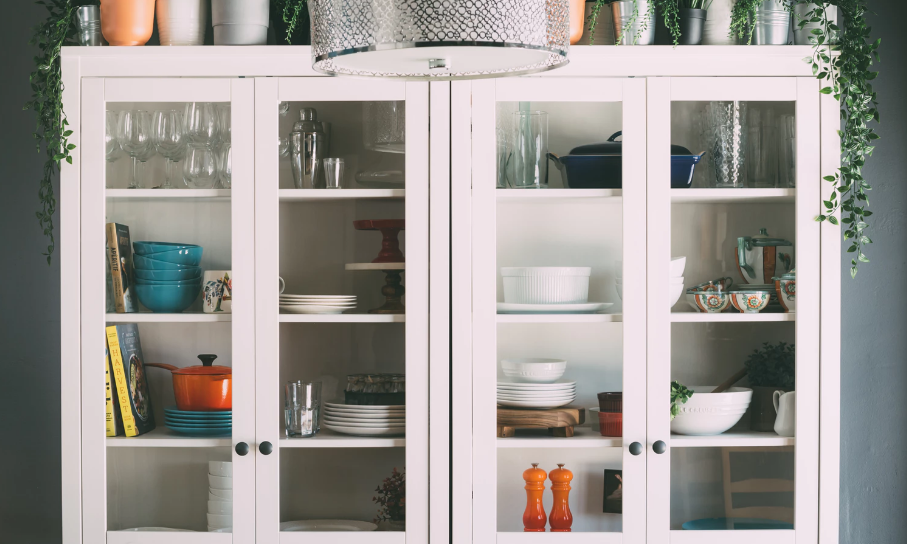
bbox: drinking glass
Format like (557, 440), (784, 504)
(510, 110), (548, 189)
(285, 381), (321, 438)
(183, 143), (217, 188)
(217, 142), (232, 189)
(705, 101), (747, 188)
(117, 109), (154, 189)
(322, 158), (344, 189)
(746, 108), (779, 188)
(777, 114), (796, 188)
(183, 102), (219, 146)
(105, 111), (122, 163)
(152, 110), (185, 189)
(216, 104), (231, 144)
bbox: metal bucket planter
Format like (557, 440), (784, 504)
(748, 0), (790, 45)
(793, 2), (839, 44)
(679, 8), (707, 45)
(611, 0), (657, 45)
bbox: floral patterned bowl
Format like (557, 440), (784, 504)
(729, 290), (773, 313)
(686, 290), (731, 313)
(773, 270), (796, 313)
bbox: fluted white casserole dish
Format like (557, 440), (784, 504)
(501, 267), (592, 304)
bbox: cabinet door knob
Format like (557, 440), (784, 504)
(259, 441), (273, 455)
(653, 440), (667, 454)
(235, 442), (249, 456)
(629, 442), (643, 456)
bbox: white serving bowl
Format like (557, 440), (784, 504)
(671, 256), (687, 277)
(501, 267), (591, 304)
(208, 501), (232, 515)
(209, 488), (233, 500)
(208, 474), (232, 490)
(207, 513), (233, 529)
(208, 461), (232, 477)
(670, 386), (753, 436)
(501, 358), (566, 371)
(501, 361), (566, 383)
(669, 282), (683, 307)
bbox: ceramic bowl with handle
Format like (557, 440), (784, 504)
(729, 289), (773, 313)
(671, 386), (753, 436)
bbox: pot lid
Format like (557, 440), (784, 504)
(170, 354), (232, 376)
(569, 131), (693, 156)
(745, 228), (793, 247)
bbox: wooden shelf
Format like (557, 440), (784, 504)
(671, 431), (795, 448)
(671, 188), (795, 204)
(497, 189), (622, 200)
(279, 189), (404, 201)
(497, 427), (621, 448)
(497, 532), (623, 544)
(106, 313), (232, 323)
(106, 189), (231, 201)
(670, 310), (794, 323)
(279, 313), (405, 323)
(106, 427), (231, 448)
(497, 313), (622, 324)
(280, 429), (405, 448)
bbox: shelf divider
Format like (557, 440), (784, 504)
(497, 427), (621, 448)
(671, 188), (795, 204)
(670, 431), (795, 448)
(670, 311), (794, 323)
(497, 189), (622, 200)
(279, 314), (405, 323)
(497, 313), (622, 324)
(106, 427), (230, 448)
(279, 189), (404, 201)
(106, 313), (232, 323)
(280, 430), (405, 448)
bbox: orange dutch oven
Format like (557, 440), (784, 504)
(146, 354), (232, 411)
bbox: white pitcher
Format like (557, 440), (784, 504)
(773, 390), (796, 437)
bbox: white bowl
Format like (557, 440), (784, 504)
(207, 513), (233, 529)
(208, 474), (232, 490)
(500, 267), (591, 304)
(502, 367), (566, 383)
(501, 358), (566, 371)
(208, 501), (232, 515)
(671, 256), (687, 277)
(209, 492), (233, 503)
(669, 283), (683, 307)
(670, 386), (753, 436)
(208, 461), (232, 477)
(209, 488), (233, 500)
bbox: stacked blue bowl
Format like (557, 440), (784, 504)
(133, 242), (203, 313)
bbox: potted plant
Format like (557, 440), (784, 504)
(373, 467), (405, 531)
(100, 0), (156, 46)
(211, 0), (270, 45)
(586, 0), (660, 45)
(743, 342), (795, 431)
(678, 0), (712, 44)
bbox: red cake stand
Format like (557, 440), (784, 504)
(347, 219), (405, 314)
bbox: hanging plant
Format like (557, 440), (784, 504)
(272, 0), (309, 44)
(586, 0), (672, 45)
(730, 0), (881, 278)
(25, 0), (85, 265)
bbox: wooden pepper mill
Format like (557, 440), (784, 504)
(522, 463), (547, 532)
(548, 463), (574, 532)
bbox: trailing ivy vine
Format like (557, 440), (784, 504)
(26, 0), (82, 265)
(273, 0), (309, 44)
(731, 0), (880, 278)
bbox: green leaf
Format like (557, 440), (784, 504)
(828, 216), (839, 225)
(859, 253), (870, 263)
(820, 87), (834, 94)
(815, 215), (826, 222)
(856, 221), (868, 231)
(823, 175), (836, 182)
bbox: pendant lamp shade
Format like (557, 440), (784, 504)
(310, 0), (570, 80)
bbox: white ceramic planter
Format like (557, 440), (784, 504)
(501, 267), (591, 304)
(670, 386), (753, 436)
(157, 0), (207, 46)
(211, 0), (269, 45)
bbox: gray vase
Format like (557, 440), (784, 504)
(679, 8), (707, 45)
(611, 0), (657, 45)
(793, 3), (839, 45)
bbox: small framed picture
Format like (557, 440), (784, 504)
(603, 469), (623, 513)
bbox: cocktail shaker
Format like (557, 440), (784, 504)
(289, 108), (329, 189)
(75, 5), (104, 46)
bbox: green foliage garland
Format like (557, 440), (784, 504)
(670, 380), (693, 420)
(273, 0), (308, 44)
(26, 0), (82, 265)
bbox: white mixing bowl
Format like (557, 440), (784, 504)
(670, 386), (753, 436)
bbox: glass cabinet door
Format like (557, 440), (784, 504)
(80, 78), (256, 542)
(253, 77), (429, 544)
(469, 77), (648, 544)
(645, 77), (821, 543)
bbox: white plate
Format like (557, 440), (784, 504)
(497, 302), (613, 314)
(323, 417), (406, 425)
(208, 474), (232, 490)
(325, 410), (406, 419)
(497, 380), (576, 389)
(325, 402), (405, 411)
(279, 520), (377, 532)
(324, 423), (406, 436)
(497, 398), (575, 408)
(280, 305), (353, 314)
(279, 303), (358, 308)
(280, 294), (356, 299)
(208, 501), (232, 515)
(496, 389), (576, 397)
(209, 492), (233, 503)
(120, 528), (194, 532)
(279, 298), (357, 303)
(322, 418), (406, 428)
(497, 395), (576, 402)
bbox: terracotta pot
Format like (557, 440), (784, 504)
(100, 0), (156, 46)
(569, 0), (586, 44)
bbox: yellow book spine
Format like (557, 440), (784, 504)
(106, 326), (137, 437)
(105, 340), (117, 437)
(106, 223), (125, 313)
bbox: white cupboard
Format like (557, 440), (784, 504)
(61, 46), (840, 544)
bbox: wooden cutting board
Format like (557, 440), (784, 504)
(497, 407), (585, 438)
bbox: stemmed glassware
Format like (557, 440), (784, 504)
(105, 111), (123, 163)
(217, 143), (232, 189)
(183, 102), (219, 146)
(183, 143), (217, 189)
(152, 110), (186, 189)
(215, 104), (232, 189)
(117, 109), (155, 189)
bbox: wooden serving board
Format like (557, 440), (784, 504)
(497, 407), (585, 438)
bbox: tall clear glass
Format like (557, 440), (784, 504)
(116, 109), (154, 189)
(778, 113), (796, 188)
(152, 110), (185, 189)
(704, 101), (747, 188)
(285, 381), (321, 438)
(510, 110), (548, 189)
(747, 107), (779, 188)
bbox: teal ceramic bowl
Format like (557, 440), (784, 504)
(134, 267), (202, 281)
(139, 247), (203, 266)
(133, 241), (201, 256)
(135, 282), (201, 313)
(135, 277), (203, 286)
(134, 254), (200, 270)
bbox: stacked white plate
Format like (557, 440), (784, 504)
(323, 402), (405, 437)
(280, 295), (357, 314)
(497, 381), (577, 409)
(207, 461), (232, 532)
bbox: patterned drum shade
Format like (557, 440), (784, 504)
(310, 0), (570, 79)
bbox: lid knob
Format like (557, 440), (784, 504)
(198, 354), (218, 367)
(300, 108), (317, 121)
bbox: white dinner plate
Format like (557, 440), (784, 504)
(323, 416), (405, 425)
(279, 520), (377, 532)
(497, 384), (576, 392)
(280, 305), (354, 314)
(496, 390), (576, 397)
(496, 395), (576, 402)
(324, 423), (406, 436)
(279, 298), (357, 303)
(322, 418), (406, 428)
(497, 380), (576, 388)
(497, 398), (575, 408)
(325, 410), (405, 419)
(279, 294), (357, 299)
(496, 302), (613, 314)
(325, 402), (405, 411)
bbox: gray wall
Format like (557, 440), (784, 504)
(0, 3), (904, 542)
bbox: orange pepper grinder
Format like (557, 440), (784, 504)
(522, 463), (547, 532)
(548, 463), (574, 532)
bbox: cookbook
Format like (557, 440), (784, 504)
(105, 223), (137, 313)
(106, 324), (155, 437)
(105, 340), (123, 437)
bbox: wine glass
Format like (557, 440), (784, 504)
(183, 143), (217, 188)
(217, 142), (232, 189)
(117, 109), (153, 189)
(152, 110), (185, 189)
(183, 102), (219, 146)
(216, 104), (231, 144)
(105, 111), (122, 163)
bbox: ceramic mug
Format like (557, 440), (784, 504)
(773, 390), (796, 437)
(203, 270), (232, 313)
